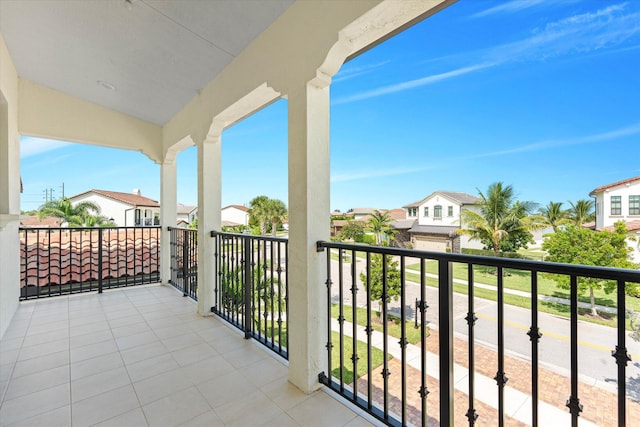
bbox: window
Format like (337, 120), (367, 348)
(611, 196), (621, 215)
(434, 205), (442, 218)
(448, 206), (453, 217)
(424, 207), (429, 217)
(134, 209), (141, 226)
(630, 195), (640, 215)
(407, 207), (417, 217)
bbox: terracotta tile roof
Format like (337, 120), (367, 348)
(599, 220), (640, 233)
(71, 189), (159, 207)
(20, 216), (62, 228)
(589, 176), (640, 195)
(222, 204), (249, 212)
(387, 208), (406, 220)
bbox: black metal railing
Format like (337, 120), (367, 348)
(316, 240), (640, 427)
(211, 231), (288, 359)
(19, 226), (160, 299)
(169, 226), (198, 300)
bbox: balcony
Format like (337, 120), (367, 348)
(0, 284), (373, 426)
(7, 228), (640, 426)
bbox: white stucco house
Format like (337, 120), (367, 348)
(402, 191), (483, 252)
(177, 203), (198, 226)
(221, 204), (249, 227)
(589, 176), (640, 263)
(69, 189), (161, 227)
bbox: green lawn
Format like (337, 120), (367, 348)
(404, 269), (635, 329)
(330, 331), (387, 384)
(331, 303), (424, 344)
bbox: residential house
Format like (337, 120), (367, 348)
(589, 176), (640, 262)
(403, 191), (483, 252)
(221, 204), (249, 228)
(69, 189), (160, 227)
(176, 203), (197, 226)
(19, 215), (62, 228)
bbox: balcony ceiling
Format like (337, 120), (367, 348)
(0, 0), (294, 126)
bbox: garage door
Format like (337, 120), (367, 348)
(413, 237), (447, 252)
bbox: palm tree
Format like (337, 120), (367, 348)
(248, 195), (270, 235)
(458, 182), (537, 256)
(37, 197), (101, 227)
(265, 198), (287, 237)
(568, 199), (595, 226)
(539, 201), (570, 232)
(368, 210), (395, 246)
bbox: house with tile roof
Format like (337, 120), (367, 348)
(69, 189), (160, 227)
(402, 191), (483, 252)
(221, 204), (249, 227)
(176, 203), (198, 226)
(589, 176), (640, 262)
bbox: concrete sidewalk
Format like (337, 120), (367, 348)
(332, 317), (639, 426)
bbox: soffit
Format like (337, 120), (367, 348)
(0, 0), (294, 126)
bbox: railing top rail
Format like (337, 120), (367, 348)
(317, 240), (640, 283)
(166, 226), (197, 232)
(210, 230), (289, 243)
(20, 226), (161, 232)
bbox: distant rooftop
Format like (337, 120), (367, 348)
(70, 189), (160, 207)
(589, 176), (640, 196)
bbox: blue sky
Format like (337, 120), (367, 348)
(20, 1), (640, 213)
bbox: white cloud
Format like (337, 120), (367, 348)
(469, 122), (640, 159)
(333, 62), (494, 105)
(333, 61), (391, 83)
(469, 0), (548, 19)
(331, 165), (436, 183)
(20, 137), (72, 158)
(484, 3), (640, 63)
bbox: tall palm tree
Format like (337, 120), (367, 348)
(458, 182), (537, 256)
(37, 198), (101, 227)
(539, 201), (570, 232)
(568, 199), (595, 226)
(248, 195), (270, 235)
(368, 210), (395, 246)
(265, 198), (287, 237)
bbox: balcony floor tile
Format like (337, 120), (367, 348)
(0, 284), (378, 427)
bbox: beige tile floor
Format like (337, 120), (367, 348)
(0, 284), (380, 427)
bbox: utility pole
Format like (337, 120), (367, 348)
(60, 182), (65, 199)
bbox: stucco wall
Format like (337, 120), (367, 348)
(0, 33), (21, 339)
(221, 207), (248, 226)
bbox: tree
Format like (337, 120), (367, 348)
(568, 199), (595, 226)
(338, 220), (365, 242)
(37, 197), (101, 227)
(248, 196), (287, 236)
(368, 210), (396, 246)
(360, 253), (401, 314)
(542, 222), (634, 316)
(458, 182), (537, 256)
(265, 198), (287, 237)
(539, 201), (570, 232)
(248, 195), (270, 235)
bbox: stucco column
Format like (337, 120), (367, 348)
(196, 133), (221, 315)
(287, 80), (331, 393)
(160, 159), (177, 284)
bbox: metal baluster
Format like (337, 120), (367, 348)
(527, 271), (542, 427)
(438, 259), (453, 426)
(466, 264), (478, 425)
(613, 279), (630, 427)
(495, 266), (507, 427)
(566, 275), (582, 426)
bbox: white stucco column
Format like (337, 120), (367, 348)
(196, 133), (222, 315)
(160, 159), (177, 284)
(287, 80), (331, 393)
